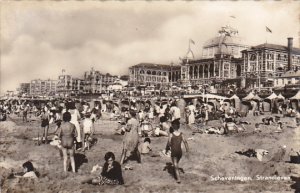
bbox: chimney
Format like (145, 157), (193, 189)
(287, 37), (293, 71)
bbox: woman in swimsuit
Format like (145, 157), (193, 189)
(58, 112), (77, 173)
(166, 122), (189, 183)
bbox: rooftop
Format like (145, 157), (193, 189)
(203, 35), (246, 48)
(279, 70), (300, 78)
(131, 63), (181, 70)
(243, 43), (300, 54)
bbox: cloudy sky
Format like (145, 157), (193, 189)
(1, 1), (299, 94)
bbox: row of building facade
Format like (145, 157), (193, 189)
(18, 68), (121, 96)
(128, 25), (300, 92)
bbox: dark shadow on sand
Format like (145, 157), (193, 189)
(163, 162), (185, 180)
(74, 153), (88, 172)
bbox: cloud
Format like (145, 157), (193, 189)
(1, 1), (299, 94)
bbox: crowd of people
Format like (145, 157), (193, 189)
(1, 92), (300, 185)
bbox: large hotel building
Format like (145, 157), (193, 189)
(128, 63), (181, 89)
(181, 25), (248, 87)
(129, 25), (300, 91)
(242, 38), (300, 89)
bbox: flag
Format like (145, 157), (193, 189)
(189, 39), (195, 45)
(230, 15), (236, 19)
(266, 26), (272, 33)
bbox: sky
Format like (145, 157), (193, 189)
(1, 0), (299, 95)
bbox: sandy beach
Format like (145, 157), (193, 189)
(0, 112), (299, 193)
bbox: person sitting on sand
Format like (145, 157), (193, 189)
(222, 113), (235, 134)
(154, 116), (170, 137)
(262, 116), (274, 125)
(139, 137), (152, 155)
(14, 161), (38, 179)
(274, 122), (283, 133)
(83, 152), (124, 185)
(94, 152), (124, 185)
(165, 122), (189, 183)
(139, 116), (153, 137)
(58, 112), (77, 173)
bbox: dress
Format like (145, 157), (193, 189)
(83, 118), (93, 134)
(96, 161), (124, 185)
(59, 122), (76, 149)
(188, 105), (196, 124)
(123, 118), (139, 153)
(170, 106), (181, 121)
(170, 132), (183, 159)
(70, 109), (81, 142)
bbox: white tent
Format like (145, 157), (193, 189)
(242, 92), (255, 101)
(290, 90), (300, 100)
(266, 92), (278, 100)
(230, 94), (240, 99)
(203, 94), (228, 100)
(277, 93), (285, 100)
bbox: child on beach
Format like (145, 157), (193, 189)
(14, 161), (38, 179)
(139, 137), (152, 155)
(40, 107), (50, 144)
(83, 113), (95, 150)
(165, 122), (189, 183)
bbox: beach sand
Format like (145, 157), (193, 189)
(0, 112), (299, 193)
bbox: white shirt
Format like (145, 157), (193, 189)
(83, 118), (93, 134)
(170, 106), (181, 121)
(23, 171), (37, 179)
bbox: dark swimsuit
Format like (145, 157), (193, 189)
(170, 133), (183, 159)
(60, 123), (76, 149)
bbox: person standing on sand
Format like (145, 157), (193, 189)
(120, 110), (141, 165)
(166, 123), (189, 183)
(69, 104), (82, 149)
(169, 102), (181, 123)
(187, 102), (196, 125)
(40, 106), (50, 144)
(22, 104), (29, 123)
(58, 112), (77, 173)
